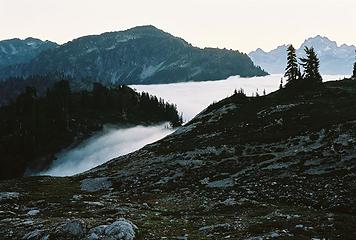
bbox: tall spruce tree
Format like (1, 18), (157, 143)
(352, 62), (356, 80)
(284, 45), (299, 82)
(300, 47), (322, 83)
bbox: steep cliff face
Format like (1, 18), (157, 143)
(0, 26), (267, 85)
(1, 79), (356, 239)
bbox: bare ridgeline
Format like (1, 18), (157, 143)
(1, 44), (356, 239)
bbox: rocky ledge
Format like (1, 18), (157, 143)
(0, 79), (356, 239)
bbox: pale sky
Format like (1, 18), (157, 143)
(1, 0), (355, 53)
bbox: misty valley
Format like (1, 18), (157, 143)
(40, 74), (346, 177)
(0, 23), (356, 240)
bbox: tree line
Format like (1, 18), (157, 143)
(283, 45), (323, 88)
(284, 46), (356, 89)
(0, 79), (182, 180)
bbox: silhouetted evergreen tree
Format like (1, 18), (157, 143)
(0, 78), (182, 180)
(279, 78), (284, 89)
(284, 45), (299, 82)
(352, 62), (356, 80)
(300, 47), (323, 84)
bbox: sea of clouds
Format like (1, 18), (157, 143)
(42, 74), (348, 176)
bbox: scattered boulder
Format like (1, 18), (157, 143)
(88, 218), (137, 240)
(221, 197), (237, 206)
(27, 209), (40, 216)
(55, 219), (86, 238)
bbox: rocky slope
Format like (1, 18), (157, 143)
(0, 26), (267, 85)
(0, 79), (356, 239)
(249, 35), (356, 75)
(0, 38), (58, 69)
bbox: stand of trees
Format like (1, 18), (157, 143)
(0, 79), (182, 180)
(284, 45), (322, 89)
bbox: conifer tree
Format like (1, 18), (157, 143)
(300, 47), (322, 83)
(284, 45), (299, 82)
(279, 78), (283, 89)
(352, 62), (356, 80)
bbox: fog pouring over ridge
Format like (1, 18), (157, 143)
(42, 74), (347, 177)
(132, 74), (347, 122)
(40, 124), (173, 177)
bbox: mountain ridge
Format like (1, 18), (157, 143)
(0, 25), (267, 85)
(249, 35), (356, 75)
(0, 37), (58, 69)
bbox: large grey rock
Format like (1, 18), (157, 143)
(55, 219), (86, 237)
(88, 218), (137, 240)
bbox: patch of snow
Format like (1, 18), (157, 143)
(9, 44), (18, 55)
(139, 62), (165, 80)
(0, 46), (8, 54)
(26, 41), (40, 48)
(86, 47), (98, 53)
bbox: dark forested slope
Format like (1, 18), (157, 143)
(0, 78), (182, 180)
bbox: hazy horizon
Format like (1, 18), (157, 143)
(1, 0), (355, 53)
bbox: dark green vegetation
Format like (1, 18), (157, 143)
(0, 74), (82, 106)
(0, 78), (182, 180)
(284, 45), (300, 82)
(0, 26), (267, 86)
(284, 45), (322, 89)
(0, 78), (355, 239)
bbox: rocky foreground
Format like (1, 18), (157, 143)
(1, 79), (356, 239)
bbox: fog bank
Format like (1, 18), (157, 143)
(40, 124), (172, 176)
(42, 74), (346, 176)
(131, 74), (346, 121)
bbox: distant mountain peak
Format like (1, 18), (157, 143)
(0, 38), (58, 69)
(0, 26), (267, 95)
(249, 36), (355, 75)
(301, 35), (338, 50)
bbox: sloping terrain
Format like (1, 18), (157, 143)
(0, 26), (266, 85)
(0, 38), (58, 69)
(0, 79), (356, 239)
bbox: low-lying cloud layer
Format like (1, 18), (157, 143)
(42, 74), (346, 176)
(132, 74), (345, 121)
(40, 124), (173, 176)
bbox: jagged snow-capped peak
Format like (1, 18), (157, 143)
(249, 35), (356, 75)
